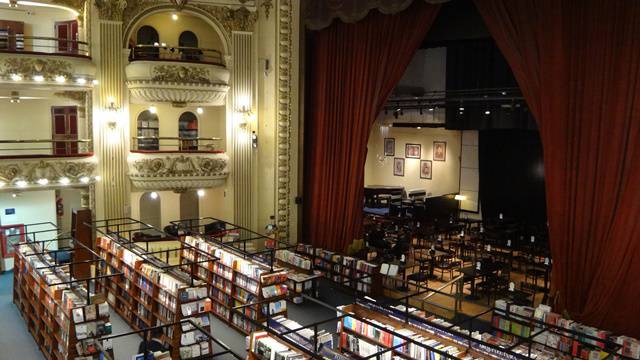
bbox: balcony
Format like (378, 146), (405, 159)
(0, 36), (95, 88)
(127, 137), (229, 191)
(126, 45), (230, 106)
(0, 139), (97, 190)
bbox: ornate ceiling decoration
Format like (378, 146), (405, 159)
(128, 153), (230, 191)
(0, 57), (72, 80)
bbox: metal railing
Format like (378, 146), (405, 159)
(131, 136), (223, 152)
(0, 35), (90, 57)
(129, 44), (225, 66)
(0, 138), (92, 157)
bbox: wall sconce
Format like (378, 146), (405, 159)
(251, 131), (258, 148)
(236, 104), (253, 128)
(106, 100), (119, 129)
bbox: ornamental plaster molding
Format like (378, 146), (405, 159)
(152, 64), (211, 84)
(95, 0), (128, 21)
(0, 57), (72, 80)
(127, 81), (229, 104)
(276, 0), (292, 240)
(0, 158), (97, 184)
(127, 153), (230, 191)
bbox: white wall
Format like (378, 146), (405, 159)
(0, 6), (78, 52)
(0, 190), (57, 270)
(365, 126), (462, 198)
(0, 96), (86, 155)
(56, 188), (82, 234)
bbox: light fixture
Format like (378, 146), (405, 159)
(76, 77), (87, 85)
(12, 193), (17, 198)
(37, 178), (49, 185)
(153, 42), (160, 47)
(0, 181), (4, 188)
(80, 176), (90, 184)
(94, 175), (101, 182)
(33, 75), (44, 82)
(55, 75), (66, 83)
(428, 107), (434, 112)
(251, 131), (258, 148)
(59, 177), (70, 185)
(459, 107), (465, 111)
(501, 91), (507, 95)
(172, 13), (178, 20)
(16, 180), (28, 187)
(92, 79), (99, 85)
(9, 0), (17, 8)
(11, 73), (22, 81)
(484, 110), (491, 115)
(161, 42), (167, 47)
(454, 194), (467, 201)
(106, 99), (119, 129)
(148, 105), (157, 114)
(197, 189), (205, 197)
(150, 191), (158, 200)
(196, 107), (203, 114)
(417, 126), (422, 130)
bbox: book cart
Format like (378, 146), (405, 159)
(170, 217), (290, 335)
(12, 222), (122, 360)
(90, 218), (218, 360)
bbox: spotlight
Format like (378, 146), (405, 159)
(12, 193), (17, 198)
(92, 79), (99, 85)
(150, 191), (158, 200)
(197, 189), (205, 197)
(149, 105), (157, 114)
(485, 110), (491, 115)
(37, 178), (49, 185)
(11, 74), (22, 81)
(76, 78), (87, 85)
(459, 107), (465, 111)
(172, 13), (178, 20)
(55, 75), (66, 83)
(59, 177), (70, 185)
(0, 181), (5, 188)
(501, 91), (507, 95)
(153, 42), (160, 47)
(16, 180), (28, 187)
(33, 75), (44, 82)
(417, 126), (422, 130)
(94, 175), (101, 182)
(196, 107), (203, 114)
(428, 108), (434, 112)
(80, 176), (90, 184)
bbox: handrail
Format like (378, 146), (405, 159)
(129, 43), (225, 66)
(423, 274), (463, 301)
(131, 136), (223, 152)
(0, 34), (90, 57)
(0, 34), (89, 46)
(132, 136), (222, 141)
(0, 138), (93, 156)
(0, 139), (92, 143)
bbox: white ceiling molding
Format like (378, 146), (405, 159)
(303, 0), (450, 30)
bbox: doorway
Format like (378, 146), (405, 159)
(51, 106), (78, 155)
(136, 25), (159, 59)
(178, 31), (200, 61)
(55, 20), (78, 54)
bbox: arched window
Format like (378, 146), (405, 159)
(179, 112), (198, 151)
(135, 25), (159, 59)
(140, 192), (161, 230)
(137, 110), (159, 151)
(180, 190), (200, 223)
(178, 31), (200, 61)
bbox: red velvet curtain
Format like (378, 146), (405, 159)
(304, 2), (441, 251)
(474, 0), (640, 336)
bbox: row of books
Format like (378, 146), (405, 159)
(275, 249), (312, 270)
(250, 331), (305, 360)
(267, 315), (333, 351)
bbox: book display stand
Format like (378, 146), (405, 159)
(91, 218), (217, 360)
(12, 223), (120, 360)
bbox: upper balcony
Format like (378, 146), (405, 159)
(127, 136), (229, 191)
(126, 45), (230, 106)
(0, 4), (95, 89)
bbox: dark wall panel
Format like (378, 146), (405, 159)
(479, 130), (547, 224)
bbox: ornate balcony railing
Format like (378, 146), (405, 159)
(0, 139), (92, 159)
(131, 136), (223, 153)
(129, 44), (224, 66)
(0, 35), (90, 57)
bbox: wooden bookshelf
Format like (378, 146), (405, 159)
(248, 330), (307, 360)
(180, 235), (289, 335)
(13, 242), (113, 360)
(97, 236), (213, 359)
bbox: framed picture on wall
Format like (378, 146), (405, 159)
(420, 160), (432, 180)
(384, 138), (395, 156)
(393, 158), (405, 176)
(405, 143), (421, 159)
(433, 141), (447, 161)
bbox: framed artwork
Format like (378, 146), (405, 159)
(393, 158), (405, 176)
(420, 160), (432, 180)
(405, 143), (421, 159)
(0, 224), (25, 258)
(384, 138), (395, 156)
(433, 141), (447, 161)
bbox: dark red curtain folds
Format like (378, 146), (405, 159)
(304, 2), (441, 252)
(474, 0), (640, 336)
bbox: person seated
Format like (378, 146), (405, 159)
(138, 327), (166, 356)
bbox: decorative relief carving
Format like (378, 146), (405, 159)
(152, 65), (211, 84)
(128, 153), (230, 191)
(0, 159), (96, 184)
(276, 0), (293, 240)
(95, 0), (128, 21)
(1, 58), (72, 80)
(260, 0), (273, 18)
(54, 91), (87, 103)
